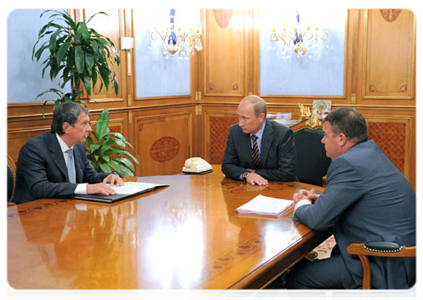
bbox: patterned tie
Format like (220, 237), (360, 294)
(251, 134), (261, 169)
(66, 148), (76, 183)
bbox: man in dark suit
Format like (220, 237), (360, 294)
(287, 107), (416, 289)
(222, 95), (297, 185)
(13, 102), (123, 204)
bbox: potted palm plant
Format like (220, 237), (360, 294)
(32, 9), (138, 177)
(32, 9), (120, 113)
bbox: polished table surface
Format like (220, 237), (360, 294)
(8, 175), (329, 289)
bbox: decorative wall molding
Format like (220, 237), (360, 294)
(213, 9), (233, 28)
(150, 137), (181, 162)
(380, 9), (402, 22)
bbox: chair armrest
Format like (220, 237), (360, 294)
(347, 242), (416, 257)
(347, 241), (416, 289)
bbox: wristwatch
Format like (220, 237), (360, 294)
(242, 171), (250, 181)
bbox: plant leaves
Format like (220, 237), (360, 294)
(85, 136), (93, 147)
(111, 148), (139, 165)
(85, 52), (94, 70)
(113, 73), (119, 95)
(48, 30), (61, 54)
(115, 157), (136, 171)
(83, 73), (92, 95)
(56, 41), (70, 65)
(98, 65), (110, 91)
(89, 143), (101, 153)
(119, 165), (135, 177)
(91, 130), (99, 141)
(96, 109), (109, 139)
(99, 144), (112, 156)
(99, 163), (113, 173)
(108, 160), (121, 173)
(75, 45), (85, 73)
(78, 22), (90, 43)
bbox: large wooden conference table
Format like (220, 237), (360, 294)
(8, 174), (330, 289)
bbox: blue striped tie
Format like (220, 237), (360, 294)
(67, 148), (76, 183)
(251, 134), (261, 169)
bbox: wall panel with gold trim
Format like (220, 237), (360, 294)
(359, 9), (415, 102)
(132, 109), (194, 176)
(203, 9), (246, 97)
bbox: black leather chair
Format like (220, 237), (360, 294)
(347, 241), (416, 289)
(7, 155), (16, 204)
(291, 118), (331, 186)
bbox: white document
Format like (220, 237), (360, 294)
(236, 194), (294, 217)
(108, 182), (168, 195)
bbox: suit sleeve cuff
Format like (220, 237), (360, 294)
(294, 199), (312, 212)
(74, 183), (88, 195)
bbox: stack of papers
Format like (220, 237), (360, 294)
(236, 194), (294, 217)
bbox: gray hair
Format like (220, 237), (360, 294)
(51, 102), (89, 135)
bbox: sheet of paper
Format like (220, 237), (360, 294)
(236, 194), (294, 216)
(108, 182), (167, 195)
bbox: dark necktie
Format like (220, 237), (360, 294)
(66, 148), (76, 183)
(251, 134), (261, 169)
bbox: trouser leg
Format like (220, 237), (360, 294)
(287, 255), (360, 300)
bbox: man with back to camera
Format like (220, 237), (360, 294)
(286, 107), (415, 289)
(13, 102), (123, 204)
(221, 95), (297, 185)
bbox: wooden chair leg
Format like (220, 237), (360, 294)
(357, 255), (372, 289)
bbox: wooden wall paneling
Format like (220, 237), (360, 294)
(204, 9), (245, 97)
(7, 127), (51, 164)
(245, 9), (254, 96)
(133, 111), (193, 176)
(6, 8), (418, 191)
(361, 9), (415, 102)
(123, 8), (134, 106)
(353, 105), (416, 190)
(7, 113), (53, 163)
(366, 116), (412, 183)
(192, 10), (203, 158)
(204, 111), (238, 164)
(346, 9), (360, 105)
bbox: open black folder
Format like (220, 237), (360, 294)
(73, 182), (169, 203)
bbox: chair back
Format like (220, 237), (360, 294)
(7, 155), (16, 203)
(347, 242), (416, 289)
(291, 119), (331, 186)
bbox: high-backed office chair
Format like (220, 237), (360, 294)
(7, 155), (16, 205)
(290, 118), (331, 186)
(347, 241), (416, 289)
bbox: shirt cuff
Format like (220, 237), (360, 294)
(294, 199), (312, 212)
(74, 183), (88, 195)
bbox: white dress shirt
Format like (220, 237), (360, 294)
(55, 134), (87, 194)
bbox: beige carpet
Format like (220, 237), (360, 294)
(252, 236), (335, 300)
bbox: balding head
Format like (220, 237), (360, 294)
(239, 95), (267, 118)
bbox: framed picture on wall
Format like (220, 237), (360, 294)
(312, 100), (332, 118)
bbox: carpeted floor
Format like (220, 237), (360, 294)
(252, 236), (335, 300)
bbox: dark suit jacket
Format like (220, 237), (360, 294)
(294, 140), (416, 288)
(13, 132), (109, 204)
(221, 119), (297, 181)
